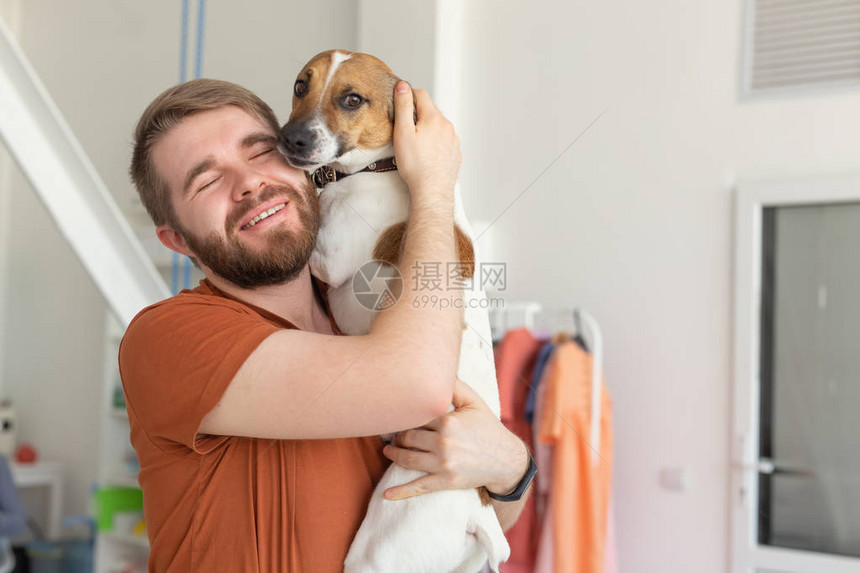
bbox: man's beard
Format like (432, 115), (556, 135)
(180, 183), (320, 289)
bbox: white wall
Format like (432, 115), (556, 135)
(0, 0), (356, 525)
(0, 149), (9, 399)
(0, 0), (20, 405)
(357, 0), (437, 94)
(456, 1), (860, 572)
(2, 159), (106, 521)
(202, 0), (358, 128)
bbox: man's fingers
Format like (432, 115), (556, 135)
(393, 81), (415, 135)
(383, 474), (443, 501)
(395, 428), (436, 452)
(411, 89), (436, 123)
(382, 444), (435, 474)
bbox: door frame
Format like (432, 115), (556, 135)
(732, 173), (860, 573)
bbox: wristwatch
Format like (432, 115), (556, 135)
(487, 452), (537, 502)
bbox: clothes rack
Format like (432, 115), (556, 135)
(490, 304), (605, 465)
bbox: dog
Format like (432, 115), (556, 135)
(278, 50), (510, 573)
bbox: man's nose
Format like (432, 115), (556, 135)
(232, 173), (269, 202)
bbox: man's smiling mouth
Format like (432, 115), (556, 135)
(241, 202), (288, 230)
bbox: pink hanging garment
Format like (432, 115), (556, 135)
(494, 328), (543, 573)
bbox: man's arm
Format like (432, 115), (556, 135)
(199, 84), (465, 440)
(380, 380), (533, 531)
(488, 466), (533, 532)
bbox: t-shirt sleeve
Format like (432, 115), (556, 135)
(119, 295), (281, 456)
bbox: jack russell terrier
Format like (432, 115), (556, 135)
(278, 50), (510, 573)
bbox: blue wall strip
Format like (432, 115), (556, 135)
(179, 0), (189, 84)
(195, 0), (206, 80)
(172, 252), (179, 294)
(183, 0), (206, 290)
(184, 255), (192, 289)
(173, 0), (206, 292)
(175, 0), (191, 293)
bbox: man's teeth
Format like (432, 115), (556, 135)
(242, 203), (286, 230)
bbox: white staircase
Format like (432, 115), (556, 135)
(0, 17), (169, 327)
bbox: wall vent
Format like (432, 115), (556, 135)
(744, 0), (860, 96)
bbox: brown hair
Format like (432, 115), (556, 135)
(130, 78), (280, 229)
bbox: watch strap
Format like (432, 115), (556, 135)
(487, 451), (537, 502)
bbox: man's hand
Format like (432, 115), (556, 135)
(381, 379), (529, 501)
(391, 81), (461, 204)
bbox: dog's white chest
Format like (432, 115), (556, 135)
(310, 171), (409, 291)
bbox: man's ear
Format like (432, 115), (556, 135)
(156, 225), (194, 258)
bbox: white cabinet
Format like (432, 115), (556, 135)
(10, 461), (63, 539)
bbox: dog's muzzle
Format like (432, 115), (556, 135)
(277, 122), (321, 167)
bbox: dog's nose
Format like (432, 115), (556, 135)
(279, 123), (315, 152)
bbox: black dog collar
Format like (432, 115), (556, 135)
(312, 157), (398, 189)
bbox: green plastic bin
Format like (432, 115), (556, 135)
(93, 487), (143, 532)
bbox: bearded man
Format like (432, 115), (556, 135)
(120, 78), (531, 572)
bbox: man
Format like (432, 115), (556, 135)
(121, 77), (532, 572)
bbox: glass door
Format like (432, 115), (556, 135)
(733, 178), (860, 573)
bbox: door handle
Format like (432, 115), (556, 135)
(737, 458), (816, 478)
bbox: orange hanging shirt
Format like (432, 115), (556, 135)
(119, 279), (389, 573)
(538, 341), (613, 573)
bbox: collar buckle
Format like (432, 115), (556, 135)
(312, 165), (337, 189)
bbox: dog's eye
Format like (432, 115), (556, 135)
(294, 80), (308, 98)
(341, 94), (364, 110)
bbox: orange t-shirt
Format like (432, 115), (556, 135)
(119, 279), (389, 573)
